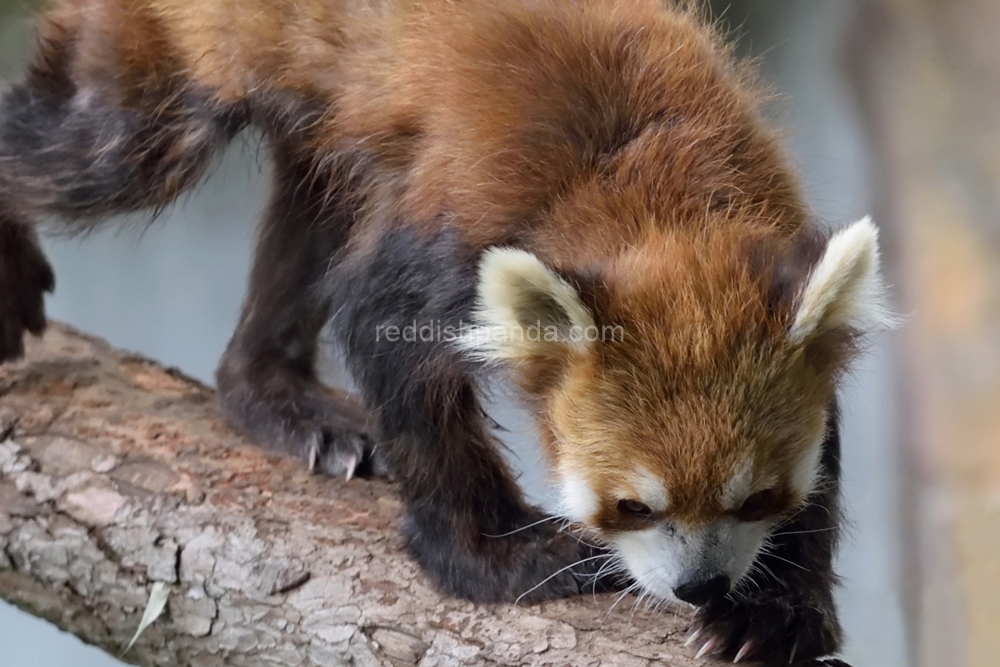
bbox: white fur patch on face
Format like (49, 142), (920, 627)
(456, 248), (595, 361)
(612, 519), (771, 604)
(789, 216), (897, 345)
(626, 468), (670, 512)
(557, 470), (599, 524)
(614, 527), (691, 601)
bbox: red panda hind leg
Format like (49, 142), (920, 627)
(0, 217), (54, 360)
(215, 134), (385, 479)
(0, 27), (378, 478)
(0, 30), (241, 361)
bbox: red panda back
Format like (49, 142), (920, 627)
(349, 0), (809, 262)
(37, 0), (806, 265)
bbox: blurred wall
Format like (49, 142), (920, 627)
(854, 1), (1000, 666)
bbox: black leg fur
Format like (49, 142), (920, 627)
(329, 229), (615, 602)
(0, 215), (54, 360)
(693, 399), (845, 665)
(215, 137), (383, 479)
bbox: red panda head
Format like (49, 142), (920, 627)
(460, 217), (895, 604)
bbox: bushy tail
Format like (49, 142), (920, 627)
(0, 25), (243, 229)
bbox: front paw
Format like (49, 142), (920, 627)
(0, 220), (54, 361)
(688, 591), (842, 664)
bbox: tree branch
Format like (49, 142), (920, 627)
(0, 323), (698, 667)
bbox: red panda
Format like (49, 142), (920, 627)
(0, 0), (892, 664)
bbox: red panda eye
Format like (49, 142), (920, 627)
(737, 489), (776, 522)
(618, 499), (653, 517)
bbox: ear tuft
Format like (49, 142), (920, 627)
(789, 216), (897, 345)
(459, 248), (595, 361)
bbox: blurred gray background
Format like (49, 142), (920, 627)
(0, 1), (910, 666)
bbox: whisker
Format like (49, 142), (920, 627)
(754, 559), (786, 587)
(744, 570), (763, 593)
(729, 564), (765, 602)
(604, 581), (643, 621)
(770, 526), (838, 538)
(558, 529), (605, 551)
(587, 557), (627, 600)
(588, 557), (624, 584)
(630, 589), (651, 621)
(651, 595), (672, 615)
(760, 551), (811, 573)
(515, 554), (613, 605)
(481, 515), (558, 538)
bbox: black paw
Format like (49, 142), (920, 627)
(215, 357), (387, 479)
(304, 408), (387, 480)
(0, 219), (54, 362)
(687, 592), (842, 664)
(265, 385), (387, 480)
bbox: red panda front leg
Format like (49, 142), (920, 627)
(691, 400), (846, 665)
(329, 230), (615, 603)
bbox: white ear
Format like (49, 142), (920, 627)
(789, 216), (896, 345)
(459, 248), (595, 361)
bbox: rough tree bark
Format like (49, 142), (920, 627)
(0, 323), (700, 667)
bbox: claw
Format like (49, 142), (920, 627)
(343, 453), (358, 482)
(684, 629), (701, 648)
(695, 637), (718, 661)
(788, 639), (798, 665)
(307, 439), (319, 472)
(734, 641), (752, 663)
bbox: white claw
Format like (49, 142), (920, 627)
(344, 454), (358, 482)
(307, 441), (319, 472)
(695, 637), (718, 661)
(734, 641), (752, 663)
(684, 629), (701, 648)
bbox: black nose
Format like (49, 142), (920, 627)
(672, 574), (731, 607)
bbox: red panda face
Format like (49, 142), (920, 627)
(461, 217), (894, 605)
(546, 335), (832, 603)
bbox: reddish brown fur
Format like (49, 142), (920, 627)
(36, 0), (801, 238)
(33, 0), (846, 522)
(551, 229), (838, 529)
